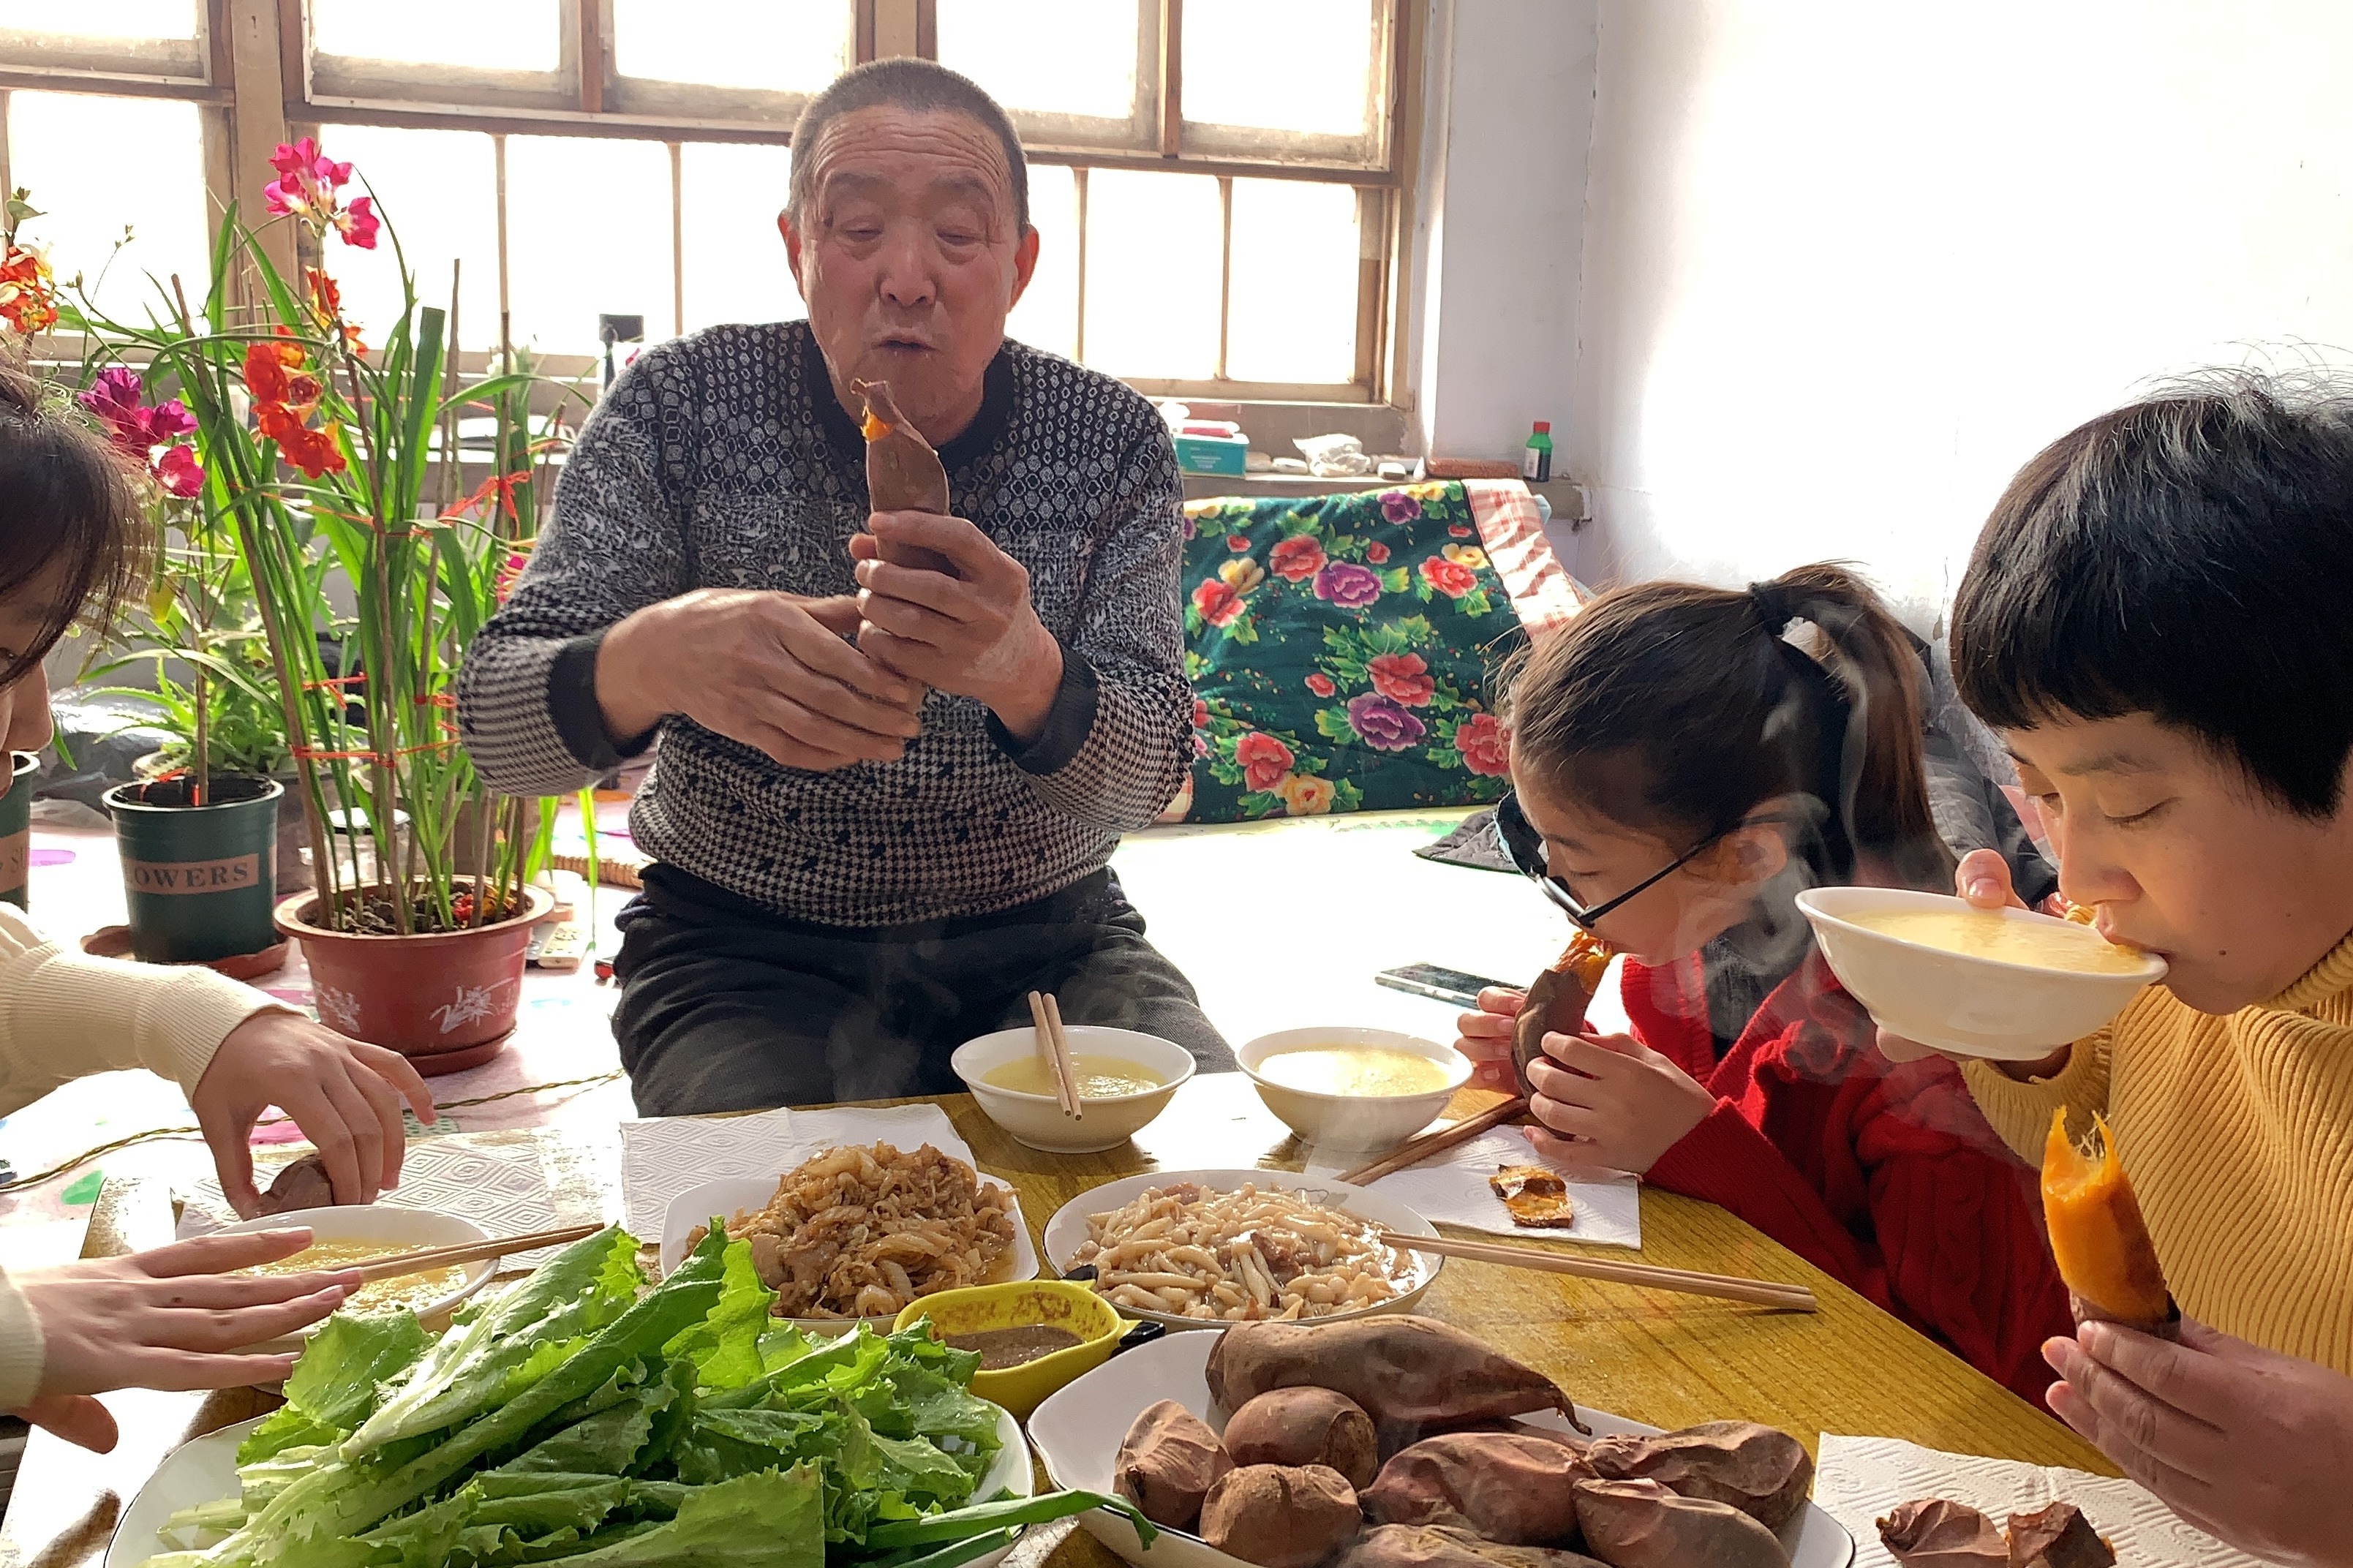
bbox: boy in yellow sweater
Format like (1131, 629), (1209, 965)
(1883, 376), (2353, 1564)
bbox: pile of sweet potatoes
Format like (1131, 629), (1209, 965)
(1114, 1316), (1815, 1568)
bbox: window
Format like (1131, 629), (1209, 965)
(3, 0), (1410, 399)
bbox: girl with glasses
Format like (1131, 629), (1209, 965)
(1456, 562), (2069, 1401)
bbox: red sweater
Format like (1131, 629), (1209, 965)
(1627, 950), (2070, 1404)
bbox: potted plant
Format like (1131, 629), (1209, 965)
(61, 142), (575, 1071)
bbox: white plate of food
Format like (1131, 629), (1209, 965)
(106, 1401), (1036, 1568)
(214, 1205), (495, 1350)
(658, 1141), (1039, 1331)
(1042, 1169), (1441, 1330)
(1029, 1328), (1854, 1568)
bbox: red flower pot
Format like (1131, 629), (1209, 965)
(275, 881), (553, 1074)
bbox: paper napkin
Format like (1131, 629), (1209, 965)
(1308, 1124), (1641, 1248)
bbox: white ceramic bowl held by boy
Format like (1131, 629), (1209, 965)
(1798, 886), (2167, 1060)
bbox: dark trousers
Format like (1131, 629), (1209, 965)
(611, 865), (1233, 1115)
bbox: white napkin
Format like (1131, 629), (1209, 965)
(1309, 1126), (1641, 1249)
(617, 1103), (976, 1237)
(1815, 1433), (2264, 1568)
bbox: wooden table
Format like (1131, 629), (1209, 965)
(0, 1075), (2109, 1568)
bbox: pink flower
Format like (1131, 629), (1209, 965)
(268, 137), (322, 181)
(1419, 555), (1479, 598)
(264, 138), (376, 249)
(155, 442), (204, 498)
(334, 196), (380, 250)
(1368, 652), (1435, 707)
(1380, 491), (1422, 523)
(1268, 535), (1326, 582)
(1306, 672), (1336, 698)
(1192, 577), (1244, 627)
(79, 367), (204, 493)
(1235, 732), (1295, 794)
(1455, 713), (1511, 777)
(78, 366), (146, 445)
(1366, 541), (1390, 565)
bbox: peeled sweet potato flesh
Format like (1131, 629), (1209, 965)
(1876, 1499), (2006, 1568)
(1573, 1477), (1788, 1568)
(1116, 1398), (1232, 1530)
(1336, 1524), (1611, 1568)
(2005, 1503), (2114, 1568)
(1207, 1316), (1584, 1449)
(1200, 1463), (1362, 1568)
(1364, 1432), (1592, 1546)
(1583, 1420), (1813, 1529)
(1226, 1387), (1379, 1489)
(2041, 1110), (2175, 1335)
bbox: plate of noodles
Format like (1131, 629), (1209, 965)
(658, 1141), (1039, 1331)
(1042, 1169), (1441, 1330)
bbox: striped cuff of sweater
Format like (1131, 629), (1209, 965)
(1962, 1036), (2109, 1166)
(0, 1268), (45, 1409)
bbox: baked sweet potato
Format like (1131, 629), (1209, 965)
(1583, 1420), (1812, 1529)
(1226, 1388), (1380, 1488)
(255, 1152), (336, 1215)
(1875, 1499), (2005, 1568)
(1115, 1399), (1232, 1529)
(2041, 1111), (2178, 1340)
(1573, 1477), (1788, 1568)
(1363, 1433), (1592, 1545)
(1200, 1463), (1362, 1568)
(2005, 1503), (2114, 1568)
(1336, 1524), (1611, 1568)
(1512, 934), (1611, 1096)
(851, 377), (956, 573)
(1207, 1316), (1585, 1448)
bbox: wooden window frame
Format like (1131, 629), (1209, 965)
(3, 0), (1421, 406)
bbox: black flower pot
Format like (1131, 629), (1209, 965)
(104, 775), (282, 963)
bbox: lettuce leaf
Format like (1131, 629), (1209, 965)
(660, 1232), (775, 1392)
(516, 1467), (821, 1568)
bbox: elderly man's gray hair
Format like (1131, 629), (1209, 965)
(788, 58), (1031, 235)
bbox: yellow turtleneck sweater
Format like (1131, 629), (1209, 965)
(1964, 929), (2353, 1375)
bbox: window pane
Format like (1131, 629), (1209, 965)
(0, 0), (193, 39)
(680, 142), (796, 331)
(312, 127), (501, 361)
(312, 0), (560, 72)
(503, 137), (675, 355)
(1224, 180), (1357, 384)
(1081, 168), (1218, 380)
(1183, 0), (1377, 139)
(10, 93), (206, 332)
(1005, 163), (1075, 360)
(614, 0), (851, 91)
(936, 0), (1137, 123)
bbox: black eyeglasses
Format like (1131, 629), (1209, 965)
(1492, 791), (1733, 935)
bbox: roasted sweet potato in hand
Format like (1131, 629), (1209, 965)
(1573, 1477), (1788, 1568)
(1207, 1316), (1585, 1449)
(1875, 1499), (2006, 1568)
(1513, 933), (1611, 1096)
(851, 377), (956, 574)
(1583, 1420), (1812, 1529)
(1200, 1463), (1362, 1568)
(2041, 1110), (2179, 1339)
(2004, 1503), (2114, 1568)
(1226, 1388), (1380, 1488)
(1336, 1524), (1611, 1568)
(255, 1152), (336, 1215)
(1116, 1399), (1233, 1530)
(1364, 1433), (1592, 1545)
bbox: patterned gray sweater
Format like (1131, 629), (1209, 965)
(457, 321), (1191, 926)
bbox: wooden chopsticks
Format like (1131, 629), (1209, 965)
(1379, 1229), (1818, 1313)
(1337, 1096), (1527, 1185)
(1028, 990), (1081, 1120)
(345, 1221), (606, 1284)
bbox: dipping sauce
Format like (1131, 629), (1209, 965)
(244, 1240), (470, 1315)
(944, 1323), (1085, 1369)
(1253, 1046), (1453, 1097)
(983, 1055), (1165, 1098)
(1850, 907), (2149, 976)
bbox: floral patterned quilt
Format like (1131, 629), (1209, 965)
(1172, 480), (1537, 823)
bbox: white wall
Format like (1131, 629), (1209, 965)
(1407, 0), (1597, 461)
(1568, 1), (2353, 619)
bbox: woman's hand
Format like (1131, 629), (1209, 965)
(191, 1011), (437, 1217)
(9, 1229), (360, 1451)
(1453, 987), (1526, 1093)
(1524, 1030), (1715, 1177)
(2044, 1318), (2353, 1566)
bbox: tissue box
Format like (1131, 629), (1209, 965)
(1174, 431), (1249, 475)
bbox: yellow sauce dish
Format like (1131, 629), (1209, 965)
(892, 1279), (1133, 1417)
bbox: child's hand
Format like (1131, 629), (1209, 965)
(1453, 988), (1526, 1093)
(2044, 1317), (2353, 1564)
(1524, 1030), (1715, 1177)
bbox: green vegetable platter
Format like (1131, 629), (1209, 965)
(106, 1224), (1153, 1568)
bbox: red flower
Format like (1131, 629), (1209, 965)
(245, 337), (345, 477)
(257, 401), (347, 478)
(155, 442), (205, 498)
(0, 244), (56, 334)
(1305, 672), (1336, 698)
(1448, 524), (1473, 538)
(1227, 534), (1251, 552)
(1191, 696), (1209, 729)
(1419, 555), (1478, 598)
(1268, 535), (1326, 581)
(1235, 731), (1295, 794)
(1455, 713), (1511, 777)
(1368, 652), (1435, 707)
(1366, 541), (1390, 565)
(1191, 577), (1244, 627)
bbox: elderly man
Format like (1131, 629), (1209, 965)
(459, 59), (1229, 1113)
